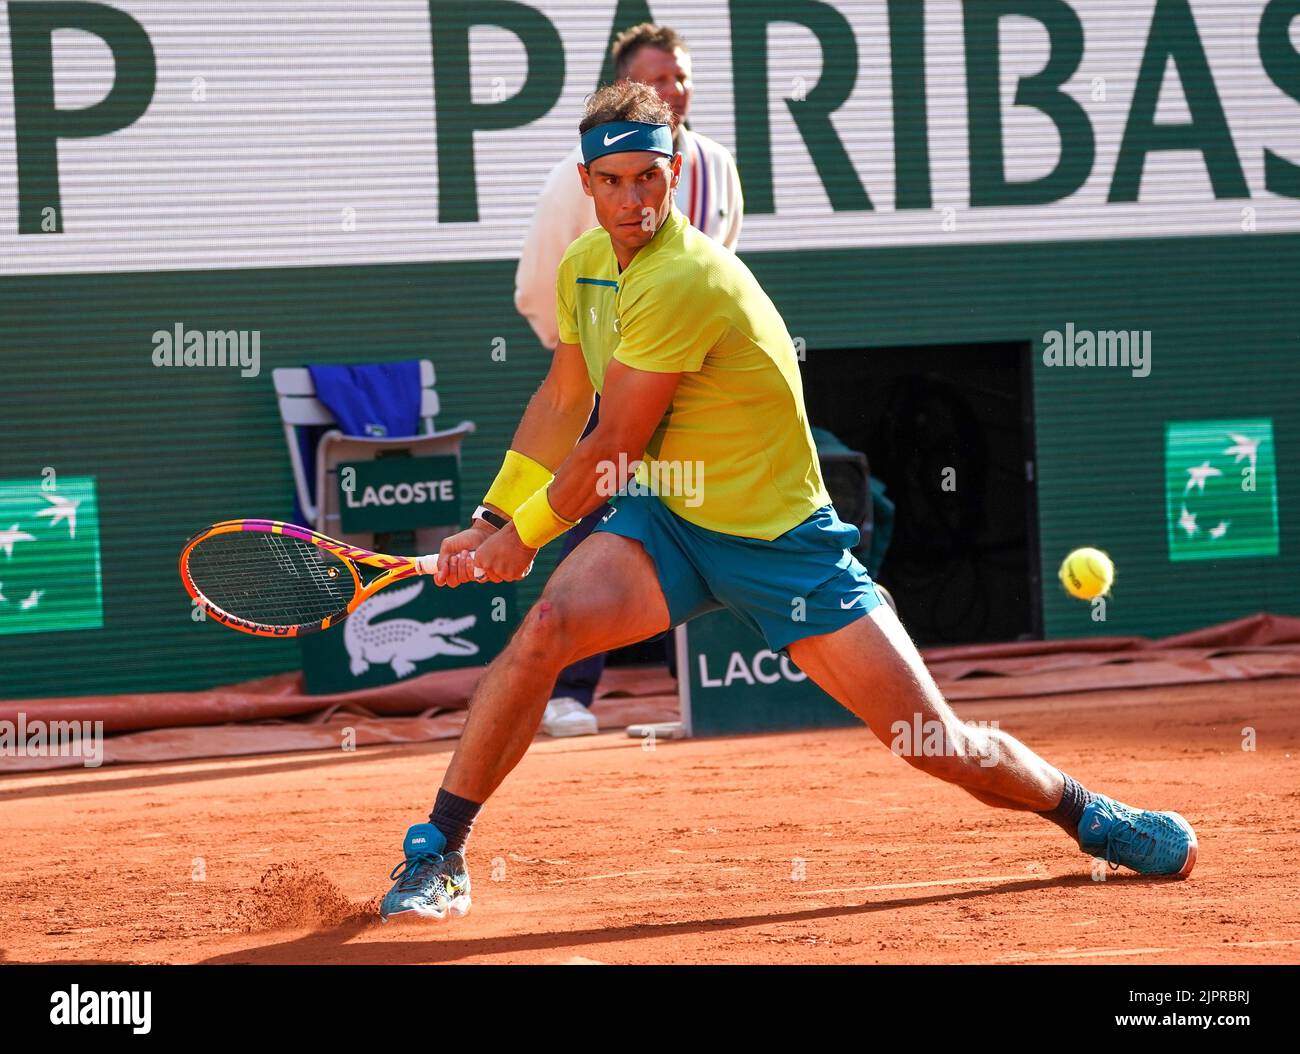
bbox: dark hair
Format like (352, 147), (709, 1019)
(611, 22), (688, 79)
(578, 80), (673, 135)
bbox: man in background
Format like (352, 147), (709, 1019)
(513, 22), (744, 737)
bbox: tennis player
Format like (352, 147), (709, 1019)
(379, 83), (1197, 923)
(515, 22), (743, 738)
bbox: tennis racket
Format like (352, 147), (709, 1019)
(179, 518), (511, 638)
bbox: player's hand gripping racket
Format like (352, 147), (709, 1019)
(179, 519), (524, 638)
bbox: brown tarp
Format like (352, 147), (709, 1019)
(2, 613), (1298, 771)
(927, 612), (1300, 699)
(0, 666), (680, 772)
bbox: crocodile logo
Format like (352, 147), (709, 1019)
(345, 581), (479, 678)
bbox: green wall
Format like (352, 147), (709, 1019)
(746, 232), (1300, 640)
(0, 263), (551, 697)
(2, 231), (1297, 698)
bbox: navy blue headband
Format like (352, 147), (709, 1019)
(581, 120), (674, 165)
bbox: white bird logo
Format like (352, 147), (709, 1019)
(36, 492), (81, 539)
(1223, 433), (1259, 474)
(1208, 521), (1230, 539)
(19, 589), (44, 611)
(1183, 461), (1222, 494)
(0, 525), (36, 558)
(1177, 505), (1198, 537)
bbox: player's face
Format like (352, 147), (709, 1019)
(622, 46), (692, 127)
(580, 150), (682, 253)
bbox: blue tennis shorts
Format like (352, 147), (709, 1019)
(592, 491), (886, 652)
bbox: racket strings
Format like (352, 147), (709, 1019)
(186, 531), (356, 627)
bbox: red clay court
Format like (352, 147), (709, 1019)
(3, 676), (1296, 966)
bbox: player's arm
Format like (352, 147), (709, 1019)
(436, 341), (592, 587)
(544, 360), (681, 521)
(466, 361), (678, 584)
(482, 340), (594, 519)
(478, 233), (593, 534)
(470, 264), (713, 581)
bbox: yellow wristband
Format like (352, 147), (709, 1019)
(483, 450), (554, 519)
(513, 486), (579, 549)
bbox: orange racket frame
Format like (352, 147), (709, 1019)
(179, 518), (445, 638)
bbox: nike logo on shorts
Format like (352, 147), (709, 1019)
(840, 596), (859, 609)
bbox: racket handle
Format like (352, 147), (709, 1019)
(415, 553), (486, 580)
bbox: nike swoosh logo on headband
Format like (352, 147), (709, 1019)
(603, 129), (639, 146)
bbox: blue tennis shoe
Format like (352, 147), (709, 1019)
(1078, 796), (1197, 877)
(379, 823), (471, 923)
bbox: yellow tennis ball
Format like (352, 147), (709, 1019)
(1059, 547), (1114, 600)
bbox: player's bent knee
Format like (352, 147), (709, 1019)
(508, 594), (596, 670)
(507, 599), (572, 667)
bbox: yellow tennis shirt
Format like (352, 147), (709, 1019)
(555, 205), (829, 540)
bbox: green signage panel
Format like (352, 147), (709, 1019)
(1165, 419), (1279, 562)
(681, 610), (856, 737)
(338, 456), (460, 533)
(300, 578), (517, 695)
(0, 476), (104, 637)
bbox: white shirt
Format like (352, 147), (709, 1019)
(513, 127), (744, 349)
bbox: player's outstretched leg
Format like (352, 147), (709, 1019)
(380, 532), (672, 922)
(787, 603), (1197, 878)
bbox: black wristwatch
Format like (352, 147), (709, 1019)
(472, 504), (509, 531)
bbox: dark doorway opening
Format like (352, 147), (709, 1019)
(802, 341), (1041, 646)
